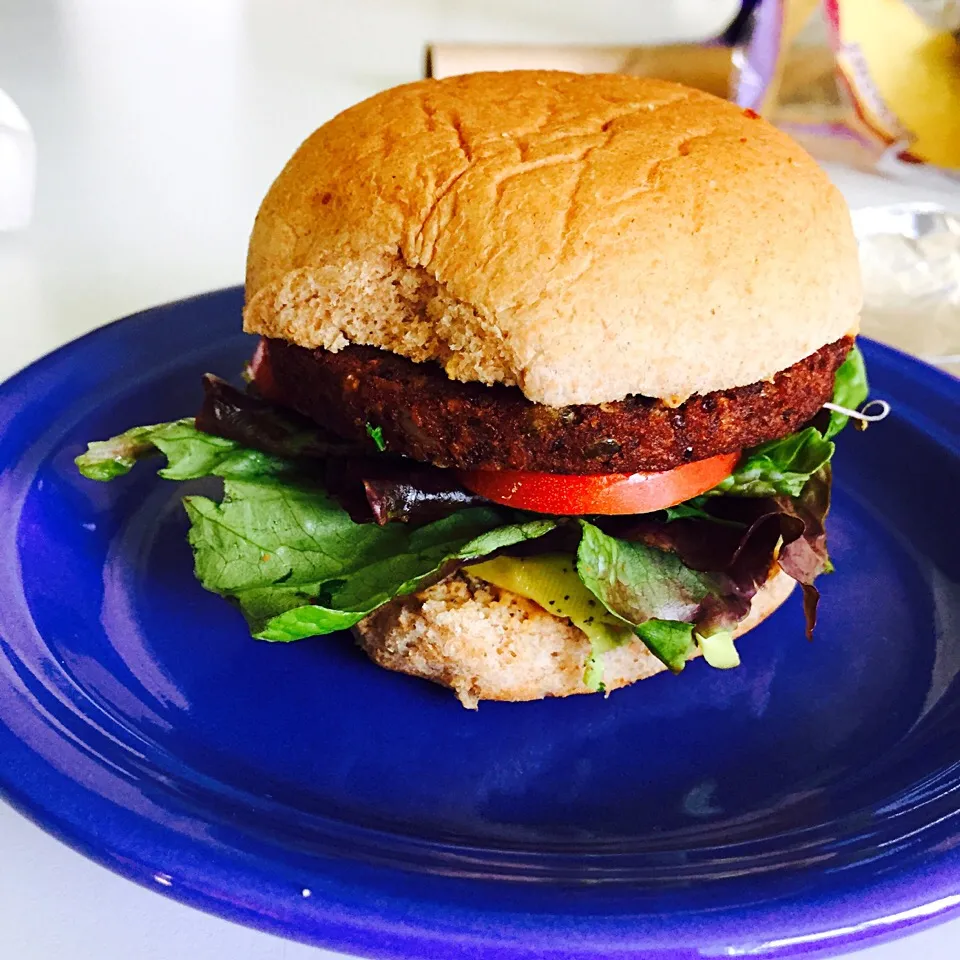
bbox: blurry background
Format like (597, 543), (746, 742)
(3, 0), (957, 383)
(0, 1), (957, 958)
(0, 0), (739, 379)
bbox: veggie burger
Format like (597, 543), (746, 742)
(78, 72), (873, 708)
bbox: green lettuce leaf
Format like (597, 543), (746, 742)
(576, 521), (718, 670)
(663, 499), (715, 522)
(706, 427), (835, 498)
(365, 422), (387, 452)
(76, 418), (290, 481)
(664, 497), (745, 527)
(78, 419), (555, 639)
(76, 345), (867, 662)
(824, 344), (869, 440)
(634, 620), (698, 673)
(577, 521), (716, 624)
(705, 344), (868, 498)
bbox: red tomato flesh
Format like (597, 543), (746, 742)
(458, 452), (740, 516)
(249, 338), (281, 402)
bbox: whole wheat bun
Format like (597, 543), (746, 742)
(245, 71), (860, 407)
(353, 568), (796, 708)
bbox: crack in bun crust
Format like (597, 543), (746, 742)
(244, 71), (861, 407)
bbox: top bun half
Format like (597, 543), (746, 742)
(244, 71), (861, 407)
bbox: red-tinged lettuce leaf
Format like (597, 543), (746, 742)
(362, 475), (486, 525)
(773, 466), (831, 637)
(76, 380), (367, 483)
(602, 467), (832, 640)
(196, 374), (371, 459)
(576, 521), (721, 671)
(326, 461), (487, 525)
(197, 375), (487, 525)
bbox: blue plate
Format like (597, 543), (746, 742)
(1, 288), (959, 959)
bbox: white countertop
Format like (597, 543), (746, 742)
(0, 1), (957, 957)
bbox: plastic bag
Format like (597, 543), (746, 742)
(734, 0), (960, 186)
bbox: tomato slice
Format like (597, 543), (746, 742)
(249, 338), (281, 402)
(457, 452), (740, 516)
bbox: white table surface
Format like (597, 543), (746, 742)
(1, 1), (958, 957)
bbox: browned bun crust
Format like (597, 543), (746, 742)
(244, 71), (861, 407)
(264, 336), (851, 473)
(353, 569), (797, 708)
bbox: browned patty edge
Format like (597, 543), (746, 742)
(263, 336), (853, 474)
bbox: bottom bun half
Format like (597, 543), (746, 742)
(353, 568), (797, 709)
